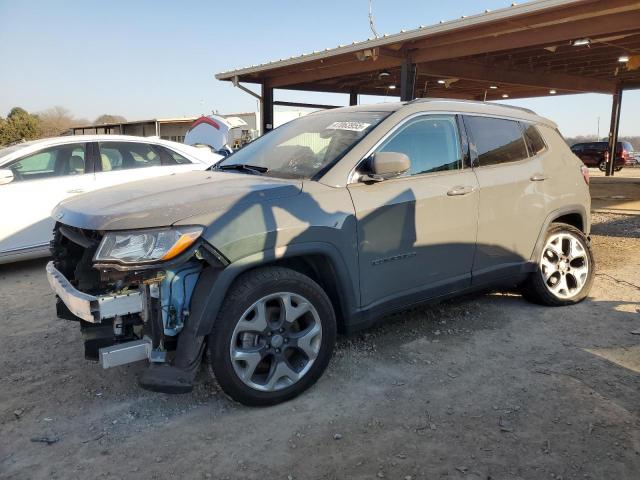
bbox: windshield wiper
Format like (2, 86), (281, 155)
(217, 163), (268, 174)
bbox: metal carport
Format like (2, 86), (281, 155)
(216, 0), (640, 176)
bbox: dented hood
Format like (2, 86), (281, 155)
(53, 170), (302, 231)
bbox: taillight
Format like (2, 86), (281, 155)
(581, 165), (589, 185)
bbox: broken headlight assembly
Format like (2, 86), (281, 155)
(94, 226), (203, 265)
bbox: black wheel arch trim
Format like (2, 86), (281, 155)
(191, 242), (358, 337)
(530, 204), (589, 263)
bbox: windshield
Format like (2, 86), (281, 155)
(0, 142), (38, 162)
(217, 111), (390, 179)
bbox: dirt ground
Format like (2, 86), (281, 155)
(1, 212), (639, 480)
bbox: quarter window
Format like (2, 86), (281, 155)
(465, 116), (528, 166)
(8, 144), (86, 182)
(376, 115), (462, 176)
(162, 147), (192, 165)
(522, 123), (546, 156)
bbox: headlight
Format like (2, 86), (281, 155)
(94, 226), (203, 264)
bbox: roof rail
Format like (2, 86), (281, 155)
(408, 98), (537, 116)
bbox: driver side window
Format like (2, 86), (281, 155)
(9, 144), (86, 182)
(376, 115), (462, 176)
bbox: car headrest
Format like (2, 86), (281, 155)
(101, 153), (112, 172)
(69, 155), (85, 174)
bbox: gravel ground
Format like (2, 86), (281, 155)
(1, 213), (639, 480)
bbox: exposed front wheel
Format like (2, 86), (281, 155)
(208, 267), (336, 406)
(598, 161), (606, 172)
(521, 223), (594, 306)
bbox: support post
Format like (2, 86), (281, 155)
(349, 90), (358, 106)
(261, 83), (274, 135)
(400, 59), (416, 102)
(606, 84), (623, 177)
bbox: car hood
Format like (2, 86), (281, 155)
(53, 170), (303, 230)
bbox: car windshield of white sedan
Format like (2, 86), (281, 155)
(217, 111), (390, 179)
(0, 141), (40, 162)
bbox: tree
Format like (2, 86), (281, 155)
(0, 107), (41, 145)
(37, 106), (76, 138)
(94, 114), (126, 125)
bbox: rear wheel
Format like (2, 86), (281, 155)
(208, 267), (336, 406)
(521, 223), (594, 306)
(598, 161), (606, 172)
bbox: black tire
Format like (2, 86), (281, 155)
(598, 161), (606, 172)
(521, 223), (595, 306)
(615, 166), (623, 172)
(207, 266), (336, 406)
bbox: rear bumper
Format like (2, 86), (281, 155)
(46, 261), (143, 323)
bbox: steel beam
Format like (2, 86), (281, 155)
(417, 59), (615, 94)
(606, 85), (623, 177)
(400, 59), (417, 101)
(261, 83), (274, 135)
(273, 100), (340, 110)
(349, 90), (358, 106)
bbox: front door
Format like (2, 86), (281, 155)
(0, 143), (94, 256)
(347, 114), (479, 308)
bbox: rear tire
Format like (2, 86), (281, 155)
(521, 223), (594, 306)
(207, 266), (336, 406)
(598, 161), (606, 172)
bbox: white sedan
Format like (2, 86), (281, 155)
(0, 135), (222, 264)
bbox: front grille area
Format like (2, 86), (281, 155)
(51, 223), (103, 294)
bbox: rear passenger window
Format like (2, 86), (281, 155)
(465, 116), (528, 166)
(98, 142), (161, 172)
(376, 115), (462, 176)
(521, 123), (546, 156)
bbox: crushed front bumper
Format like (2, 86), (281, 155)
(46, 261), (143, 323)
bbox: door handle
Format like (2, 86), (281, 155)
(66, 188), (86, 194)
(447, 185), (474, 196)
(530, 174), (547, 182)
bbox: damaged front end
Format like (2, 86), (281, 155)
(47, 222), (227, 393)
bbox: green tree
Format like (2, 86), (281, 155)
(0, 107), (41, 145)
(94, 114), (126, 125)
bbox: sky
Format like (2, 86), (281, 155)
(0, 0), (638, 138)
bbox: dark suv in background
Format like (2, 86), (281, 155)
(570, 141), (634, 171)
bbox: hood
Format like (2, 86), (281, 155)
(53, 170), (302, 230)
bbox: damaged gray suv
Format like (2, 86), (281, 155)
(48, 99), (594, 406)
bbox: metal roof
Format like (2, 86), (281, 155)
(216, 0), (583, 80)
(215, 0), (640, 101)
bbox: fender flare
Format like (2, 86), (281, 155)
(191, 242), (358, 336)
(529, 204), (589, 263)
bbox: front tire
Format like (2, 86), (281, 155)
(521, 223), (594, 306)
(208, 267), (336, 406)
(598, 161), (606, 172)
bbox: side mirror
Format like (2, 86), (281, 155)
(0, 169), (14, 186)
(361, 152), (410, 182)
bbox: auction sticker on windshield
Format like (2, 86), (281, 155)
(326, 121), (371, 132)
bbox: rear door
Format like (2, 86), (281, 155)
(348, 114), (479, 308)
(463, 115), (548, 283)
(0, 143), (94, 256)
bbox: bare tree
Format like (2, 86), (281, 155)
(38, 106), (77, 137)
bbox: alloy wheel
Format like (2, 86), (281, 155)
(229, 292), (322, 391)
(540, 232), (590, 299)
